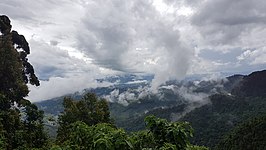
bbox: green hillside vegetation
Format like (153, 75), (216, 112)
(180, 95), (266, 148)
(53, 95), (208, 149)
(179, 70), (266, 148)
(216, 114), (266, 150)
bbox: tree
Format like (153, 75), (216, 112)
(129, 130), (156, 149)
(0, 15), (39, 104)
(56, 115), (208, 150)
(0, 15), (47, 149)
(55, 121), (132, 150)
(57, 93), (112, 143)
(144, 115), (193, 150)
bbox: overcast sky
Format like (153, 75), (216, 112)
(1, 0), (266, 101)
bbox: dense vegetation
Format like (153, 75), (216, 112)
(0, 15), (47, 150)
(53, 94), (208, 149)
(216, 114), (266, 150)
(179, 70), (266, 148)
(56, 93), (112, 144)
(180, 95), (266, 148)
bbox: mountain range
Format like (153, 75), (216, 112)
(35, 70), (266, 148)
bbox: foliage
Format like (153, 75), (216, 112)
(55, 116), (208, 150)
(0, 133), (7, 150)
(57, 121), (132, 150)
(0, 15), (39, 104)
(215, 114), (266, 150)
(186, 145), (209, 150)
(129, 130), (156, 149)
(159, 143), (177, 150)
(113, 103), (186, 132)
(144, 115), (193, 150)
(0, 92), (48, 150)
(57, 93), (112, 143)
(0, 15), (48, 149)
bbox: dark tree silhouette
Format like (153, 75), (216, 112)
(0, 15), (47, 149)
(0, 15), (39, 104)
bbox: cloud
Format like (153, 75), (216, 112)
(28, 39), (92, 80)
(237, 48), (266, 65)
(1, 0), (84, 48)
(2, 0), (266, 101)
(103, 85), (151, 106)
(77, 0), (194, 91)
(191, 0), (266, 49)
(50, 40), (59, 46)
(27, 38), (115, 102)
(28, 75), (112, 102)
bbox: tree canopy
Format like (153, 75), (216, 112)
(57, 93), (112, 143)
(55, 115), (208, 150)
(0, 15), (39, 104)
(0, 15), (47, 150)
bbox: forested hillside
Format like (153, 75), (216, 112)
(180, 70), (266, 148)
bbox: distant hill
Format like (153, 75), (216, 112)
(180, 94), (266, 148)
(35, 70), (266, 146)
(35, 71), (235, 119)
(179, 70), (266, 148)
(232, 70), (266, 97)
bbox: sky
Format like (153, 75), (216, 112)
(1, 0), (266, 102)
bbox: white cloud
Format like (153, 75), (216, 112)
(28, 39), (98, 79)
(28, 75), (112, 102)
(26, 38), (115, 102)
(237, 48), (266, 65)
(77, 0), (194, 91)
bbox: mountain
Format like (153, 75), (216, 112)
(35, 70), (265, 145)
(232, 70), (266, 97)
(180, 94), (266, 148)
(216, 114), (266, 150)
(179, 70), (266, 148)
(36, 74), (226, 124)
(36, 72), (239, 119)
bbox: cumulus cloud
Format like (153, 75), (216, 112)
(28, 39), (88, 80)
(77, 0), (194, 91)
(237, 48), (266, 65)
